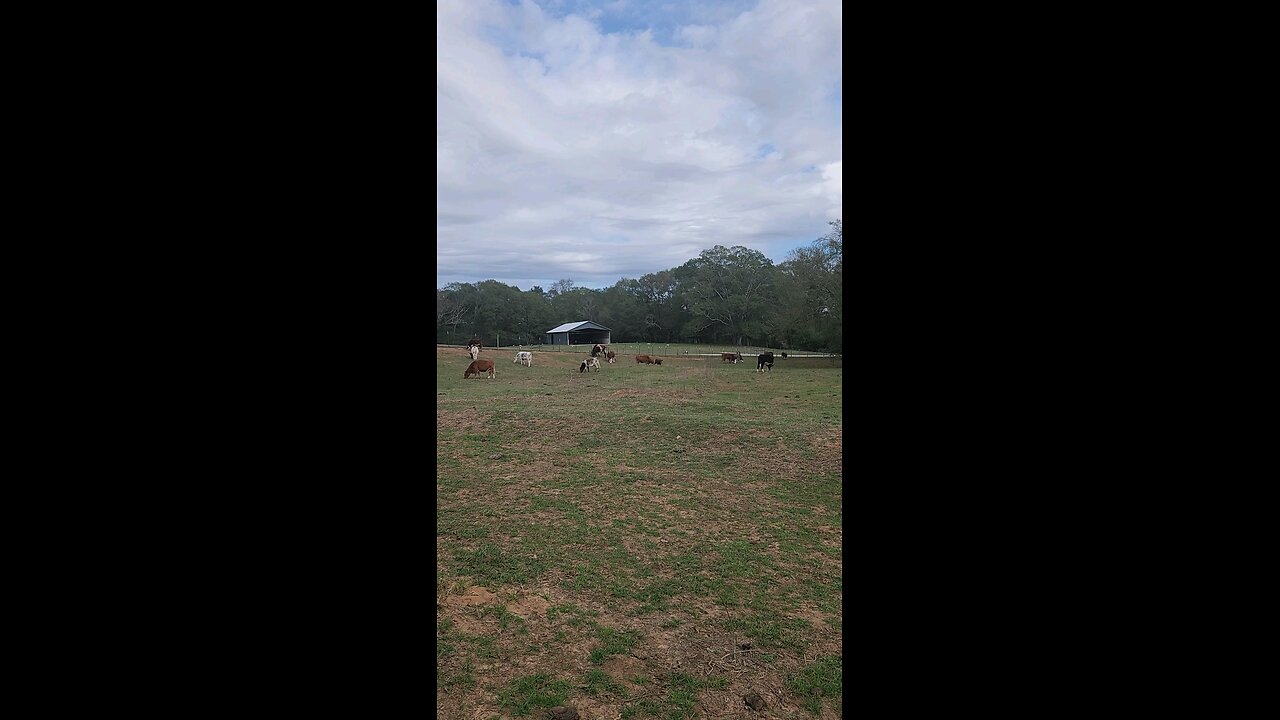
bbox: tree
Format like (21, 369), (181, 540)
(677, 245), (776, 346)
(774, 220), (842, 351)
(548, 279), (575, 298)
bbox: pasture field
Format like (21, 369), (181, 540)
(437, 345), (842, 719)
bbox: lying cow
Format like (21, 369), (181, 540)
(464, 359), (496, 379)
(513, 351), (532, 367)
(580, 357), (601, 373)
(721, 352), (742, 364)
(635, 354), (653, 364)
(605, 351), (617, 363)
(756, 352), (774, 372)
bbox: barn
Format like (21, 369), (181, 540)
(544, 320), (612, 346)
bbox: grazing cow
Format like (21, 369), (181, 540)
(635, 354), (653, 364)
(468, 337), (482, 350)
(605, 351), (617, 363)
(721, 352), (743, 364)
(780, 352), (788, 358)
(653, 358), (663, 365)
(591, 343), (606, 358)
(513, 351), (532, 367)
(580, 357), (601, 373)
(464, 359), (496, 379)
(756, 352), (774, 372)
(468, 345), (480, 361)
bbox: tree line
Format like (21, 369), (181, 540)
(437, 220), (841, 352)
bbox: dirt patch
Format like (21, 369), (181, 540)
(601, 654), (646, 685)
(572, 699), (622, 720)
(508, 594), (551, 620)
(442, 585), (498, 608)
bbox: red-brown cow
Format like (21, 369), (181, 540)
(635, 355), (653, 364)
(464, 359), (496, 379)
(605, 351), (617, 363)
(721, 352), (742, 364)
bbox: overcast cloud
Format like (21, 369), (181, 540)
(437, 0), (841, 291)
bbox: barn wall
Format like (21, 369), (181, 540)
(569, 331), (610, 345)
(545, 328), (611, 345)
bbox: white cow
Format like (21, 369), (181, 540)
(579, 356), (601, 373)
(513, 351), (533, 367)
(468, 345), (480, 361)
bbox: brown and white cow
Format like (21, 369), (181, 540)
(721, 352), (742, 364)
(464, 359), (496, 378)
(591, 343), (607, 358)
(468, 345), (481, 361)
(580, 357), (601, 373)
(605, 351), (617, 363)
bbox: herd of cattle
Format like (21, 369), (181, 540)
(460, 338), (779, 379)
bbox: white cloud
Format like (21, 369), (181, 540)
(437, 0), (841, 290)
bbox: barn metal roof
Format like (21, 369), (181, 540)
(545, 321), (611, 333)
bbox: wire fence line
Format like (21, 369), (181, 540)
(437, 342), (840, 358)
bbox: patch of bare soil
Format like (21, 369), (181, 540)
(442, 585), (499, 608)
(508, 594), (550, 620)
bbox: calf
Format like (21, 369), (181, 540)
(756, 352), (774, 372)
(780, 352), (788, 358)
(605, 351), (617, 363)
(464, 359), (496, 379)
(580, 357), (601, 373)
(721, 352), (742, 364)
(513, 351), (532, 367)
(653, 358), (663, 365)
(634, 354), (653, 364)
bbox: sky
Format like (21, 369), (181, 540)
(437, 0), (842, 291)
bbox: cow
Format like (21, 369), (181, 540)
(653, 358), (662, 365)
(780, 352), (788, 358)
(635, 355), (653, 364)
(468, 337), (482, 350)
(513, 351), (532, 367)
(605, 351), (617, 363)
(468, 345), (480, 361)
(721, 352), (743, 364)
(464, 359), (496, 379)
(756, 352), (774, 372)
(580, 357), (601, 373)
(591, 343), (606, 358)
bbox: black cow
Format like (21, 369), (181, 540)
(756, 352), (774, 372)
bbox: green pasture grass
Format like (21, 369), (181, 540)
(787, 655), (843, 715)
(437, 342), (841, 718)
(498, 674), (571, 716)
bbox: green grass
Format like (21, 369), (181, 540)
(590, 625), (641, 664)
(437, 342), (842, 717)
(498, 674), (572, 716)
(787, 656), (842, 715)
